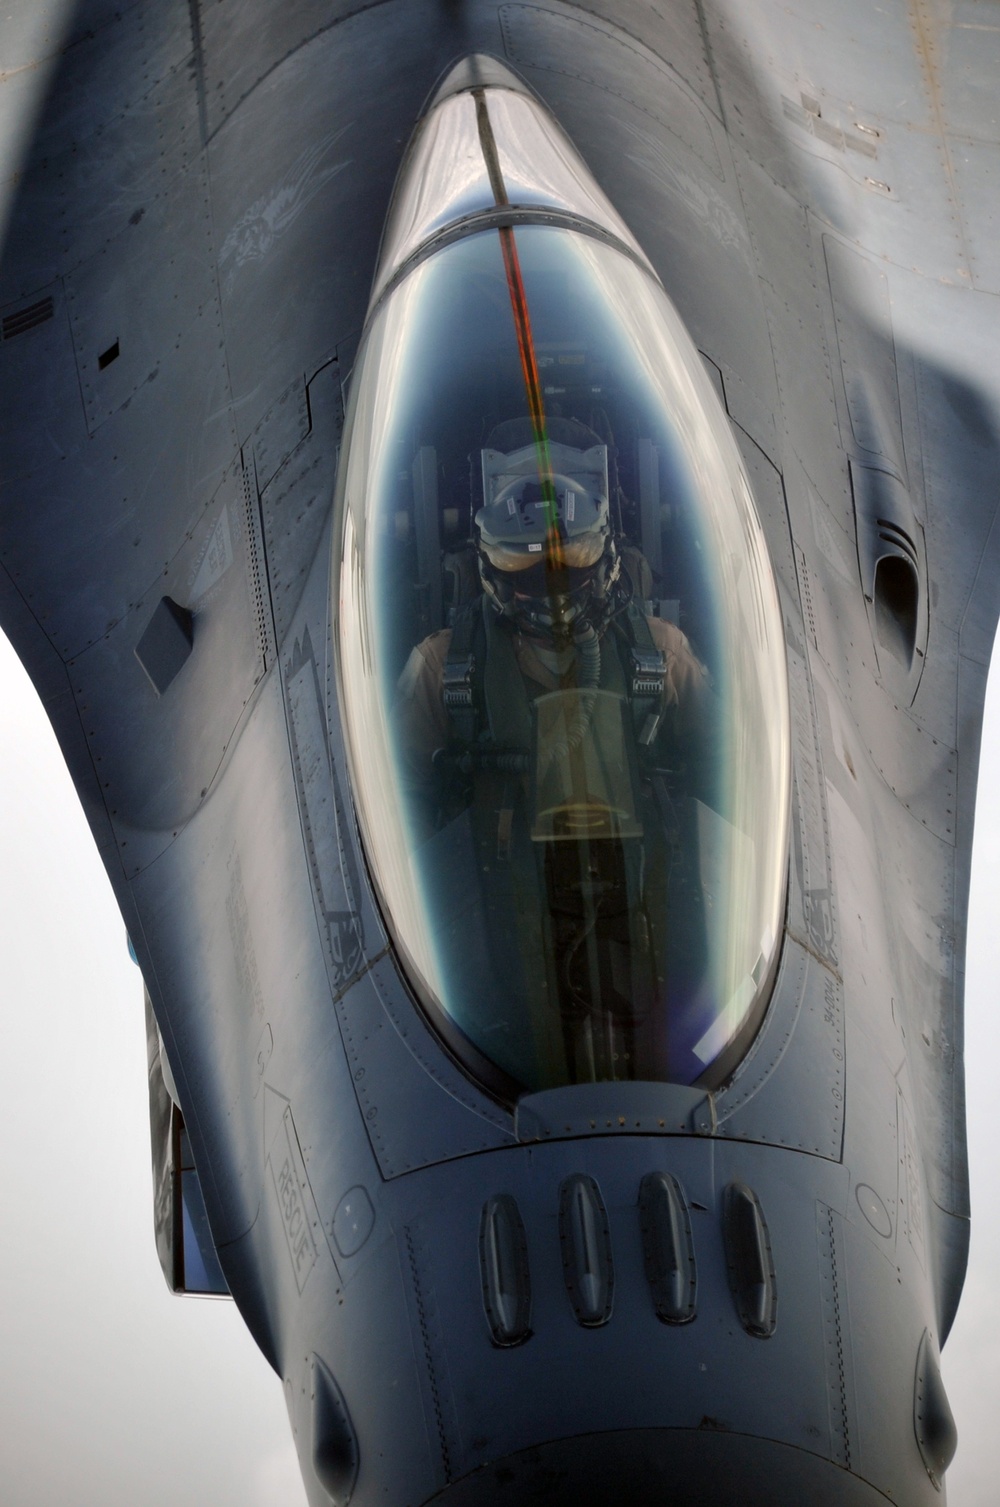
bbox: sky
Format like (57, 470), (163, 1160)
(940, 659), (1000, 1507)
(0, 625), (997, 1507)
(0, 630), (308, 1507)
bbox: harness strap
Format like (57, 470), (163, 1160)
(482, 598), (533, 753)
(624, 606), (667, 746)
(444, 599), (667, 751)
(442, 600), (480, 744)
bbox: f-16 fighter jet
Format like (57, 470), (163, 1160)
(2, 2), (998, 1503)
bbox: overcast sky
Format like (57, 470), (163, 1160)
(0, 630), (308, 1507)
(0, 627), (997, 1506)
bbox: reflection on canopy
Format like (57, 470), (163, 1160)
(337, 71), (788, 1095)
(336, 216), (789, 1098)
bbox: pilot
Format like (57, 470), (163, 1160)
(396, 425), (713, 826)
(395, 423), (717, 1082)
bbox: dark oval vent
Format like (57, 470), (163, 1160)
(723, 1181), (777, 1338)
(559, 1174), (614, 1327)
(311, 1355), (359, 1505)
(914, 1329), (957, 1487)
(639, 1171), (697, 1323)
(873, 554), (918, 668)
(479, 1194), (532, 1346)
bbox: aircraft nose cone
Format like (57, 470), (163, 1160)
(428, 53), (532, 108)
(424, 1429), (895, 1507)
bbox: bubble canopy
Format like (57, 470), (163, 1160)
(335, 220), (789, 1097)
(334, 218), (789, 1099)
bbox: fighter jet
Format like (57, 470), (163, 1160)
(1, 2), (997, 1503)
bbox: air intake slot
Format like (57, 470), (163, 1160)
(874, 554), (919, 668)
(310, 1356), (359, 1505)
(559, 1174), (614, 1327)
(479, 1194), (532, 1346)
(876, 517), (918, 563)
(2, 296), (54, 339)
(913, 1329), (957, 1487)
(723, 1181), (777, 1337)
(639, 1171), (696, 1323)
(851, 461), (928, 702)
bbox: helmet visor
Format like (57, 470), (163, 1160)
(481, 529), (607, 575)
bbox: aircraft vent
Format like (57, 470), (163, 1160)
(241, 464), (270, 670)
(723, 1181), (777, 1337)
(876, 519), (916, 557)
(310, 1356), (359, 1506)
(479, 1194), (532, 1346)
(913, 1328), (958, 1487)
(1, 296), (54, 340)
(559, 1174), (614, 1326)
(850, 461), (929, 701)
(134, 595), (194, 696)
(639, 1171), (697, 1324)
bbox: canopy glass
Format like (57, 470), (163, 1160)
(335, 222), (789, 1096)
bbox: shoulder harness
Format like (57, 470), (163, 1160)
(444, 597), (667, 754)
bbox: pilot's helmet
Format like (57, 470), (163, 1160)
(475, 421), (619, 638)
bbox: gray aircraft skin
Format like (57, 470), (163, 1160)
(1, 2), (997, 1504)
